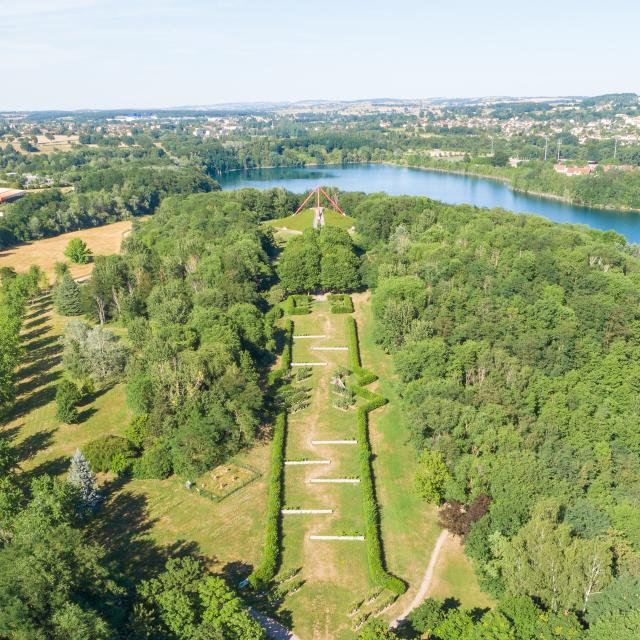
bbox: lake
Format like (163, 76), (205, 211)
(219, 163), (640, 242)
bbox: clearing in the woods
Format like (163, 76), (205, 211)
(0, 220), (133, 282)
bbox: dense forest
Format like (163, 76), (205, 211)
(2, 188), (640, 638)
(355, 193), (640, 637)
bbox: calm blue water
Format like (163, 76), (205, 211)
(219, 164), (640, 242)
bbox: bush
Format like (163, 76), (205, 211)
(55, 379), (81, 424)
(125, 414), (149, 449)
(83, 435), (137, 473)
(132, 440), (173, 479)
(249, 412), (286, 587)
(328, 293), (354, 314)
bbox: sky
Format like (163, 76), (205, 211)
(1, 0), (639, 111)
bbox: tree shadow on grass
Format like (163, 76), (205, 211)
(13, 429), (57, 464)
(19, 455), (69, 487)
(24, 334), (60, 356)
(15, 368), (61, 398)
(22, 324), (51, 343)
(91, 475), (204, 582)
(7, 381), (58, 420)
(18, 356), (61, 382)
(23, 314), (48, 330)
(221, 560), (253, 584)
(77, 406), (98, 423)
(77, 384), (114, 408)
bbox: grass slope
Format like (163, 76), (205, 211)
(265, 208), (356, 232)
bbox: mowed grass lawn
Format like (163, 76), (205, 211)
(2, 296), (270, 582)
(265, 207), (356, 232)
(278, 301), (374, 639)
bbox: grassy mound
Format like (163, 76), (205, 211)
(265, 208), (356, 231)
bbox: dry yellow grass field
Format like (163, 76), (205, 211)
(0, 220), (133, 283)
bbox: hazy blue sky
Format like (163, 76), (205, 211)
(2, 0), (639, 110)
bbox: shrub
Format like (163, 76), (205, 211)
(133, 440), (173, 479)
(346, 317), (378, 385)
(83, 435), (137, 473)
(249, 412), (286, 587)
(283, 294), (311, 315)
(55, 379), (81, 424)
(125, 414), (149, 449)
(328, 293), (354, 314)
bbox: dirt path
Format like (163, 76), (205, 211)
(391, 529), (450, 627)
(250, 608), (303, 640)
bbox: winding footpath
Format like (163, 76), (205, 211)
(391, 529), (450, 628)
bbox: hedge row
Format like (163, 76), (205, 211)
(350, 318), (406, 596)
(249, 411), (287, 587)
(250, 317), (294, 587)
(267, 319), (293, 385)
(328, 293), (354, 314)
(346, 317), (378, 385)
(283, 294), (312, 315)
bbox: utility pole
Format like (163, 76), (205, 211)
(557, 139), (561, 162)
(544, 136), (549, 161)
(614, 136), (618, 160)
(490, 137), (494, 155)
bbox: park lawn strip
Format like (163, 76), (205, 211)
(348, 316), (406, 596)
(354, 292), (489, 619)
(427, 533), (494, 609)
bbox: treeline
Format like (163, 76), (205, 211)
(358, 193), (640, 634)
(0, 267), (45, 415)
(0, 166), (218, 249)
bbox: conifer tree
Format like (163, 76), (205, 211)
(54, 272), (82, 316)
(55, 379), (81, 423)
(67, 448), (102, 511)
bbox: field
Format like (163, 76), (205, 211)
(0, 220), (133, 282)
(265, 207), (356, 232)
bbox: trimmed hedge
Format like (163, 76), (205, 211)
(249, 411), (286, 587)
(346, 317), (378, 385)
(328, 293), (354, 314)
(349, 317), (406, 596)
(283, 294), (312, 315)
(250, 316), (294, 587)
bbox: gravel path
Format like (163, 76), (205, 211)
(250, 608), (302, 640)
(391, 529), (449, 627)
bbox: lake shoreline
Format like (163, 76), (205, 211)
(221, 161), (640, 215)
(392, 161), (640, 214)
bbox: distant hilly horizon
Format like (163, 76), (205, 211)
(3, 93), (638, 116)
